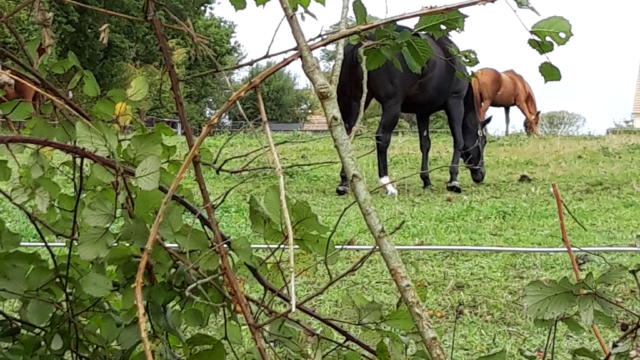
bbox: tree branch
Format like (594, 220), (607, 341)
(277, 0), (451, 358)
(135, 3), (269, 359)
(551, 184), (609, 356)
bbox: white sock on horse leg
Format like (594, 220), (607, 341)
(379, 176), (398, 196)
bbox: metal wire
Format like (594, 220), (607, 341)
(17, 242), (640, 253)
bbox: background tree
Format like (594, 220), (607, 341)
(1, 0), (241, 125)
(539, 110), (586, 135)
(230, 62), (314, 123)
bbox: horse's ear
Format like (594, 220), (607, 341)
(481, 116), (493, 128)
(536, 111), (541, 117)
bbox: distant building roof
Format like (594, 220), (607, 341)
(634, 65), (640, 128)
(634, 64), (640, 115)
(302, 114), (328, 131)
(268, 123), (301, 132)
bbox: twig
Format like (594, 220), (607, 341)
(257, 87), (297, 312)
(52, 0), (207, 39)
(137, 2), (498, 360)
(0, 0), (34, 24)
(329, 0), (350, 86)
(257, 248), (375, 329)
(551, 184), (609, 356)
(247, 266), (377, 356)
(136, 3), (269, 359)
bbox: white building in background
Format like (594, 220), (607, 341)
(634, 64), (640, 128)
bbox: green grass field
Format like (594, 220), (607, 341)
(2, 132), (639, 358)
(202, 132), (640, 358)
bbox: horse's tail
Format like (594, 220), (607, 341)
(470, 74), (483, 122)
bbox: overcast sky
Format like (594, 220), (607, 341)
(212, 0), (640, 135)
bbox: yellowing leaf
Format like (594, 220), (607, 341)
(114, 101), (132, 127)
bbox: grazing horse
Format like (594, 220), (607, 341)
(336, 27), (491, 195)
(471, 68), (540, 136)
(0, 68), (40, 131)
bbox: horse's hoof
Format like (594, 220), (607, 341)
(422, 179), (432, 189)
(446, 182), (462, 193)
(385, 187), (398, 196)
(336, 185), (349, 196)
(379, 176), (398, 196)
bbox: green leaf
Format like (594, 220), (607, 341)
(415, 10), (467, 38)
(80, 272), (113, 297)
(76, 121), (110, 156)
(0, 100), (34, 121)
(82, 70), (101, 97)
(50, 333), (63, 351)
(402, 47), (422, 74)
(129, 131), (163, 162)
(126, 76), (149, 102)
(406, 36), (433, 67)
(376, 340), (391, 360)
(78, 227), (115, 260)
(83, 195), (115, 228)
(229, 0), (247, 10)
(353, 0), (367, 25)
(530, 16), (573, 51)
(513, 0), (539, 14)
(595, 266), (628, 285)
(135, 156), (161, 191)
(0, 160), (11, 181)
(0, 219), (20, 251)
(107, 88), (127, 102)
(364, 48), (387, 71)
(477, 350), (506, 360)
(68, 71), (83, 90)
(539, 62), (561, 82)
(189, 342), (226, 360)
(187, 333), (217, 347)
(183, 308), (205, 327)
(384, 307), (416, 331)
(25, 300), (54, 326)
(50, 58), (74, 74)
(227, 321), (243, 344)
(91, 99), (115, 120)
(34, 187), (50, 213)
(572, 347), (599, 359)
(176, 226), (209, 251)
(561, 317), (585, 334)
(67, 51), (82, 68)
(524, 278), (577, 319)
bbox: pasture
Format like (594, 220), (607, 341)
(208, 131), (640, 357)
(5, 131), (638, 357)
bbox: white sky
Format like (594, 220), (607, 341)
(213, 0), (640, 135)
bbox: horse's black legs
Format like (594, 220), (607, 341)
(417, 113), (432, 188)
(336, 101), (359, 195)
(504, 106), (511, 136)
(445, 99), (465, 193)
(376, 102), (401, 195)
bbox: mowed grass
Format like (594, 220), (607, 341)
(2, 131), (639, 357)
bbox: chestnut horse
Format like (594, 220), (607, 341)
(0, 68), (40, 130)
(471, 68), (540, 135)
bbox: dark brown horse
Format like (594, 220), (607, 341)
(471, 68), (540, 135)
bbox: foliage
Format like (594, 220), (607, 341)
(229, 62), (314, 124)
(1, 0), (621, 359)
(2, 0), (241, 125)
(539, 110), (586, 135)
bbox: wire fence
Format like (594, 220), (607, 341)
(17, 242), (640, 254)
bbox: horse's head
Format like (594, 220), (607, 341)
(524, 111), (541, 136)
(462, 116), (492, 184)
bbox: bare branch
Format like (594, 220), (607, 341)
(257, 87), (297, 312)
(551, 184), (609, 356)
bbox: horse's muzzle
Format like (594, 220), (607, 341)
(470, 167), (486, 184)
